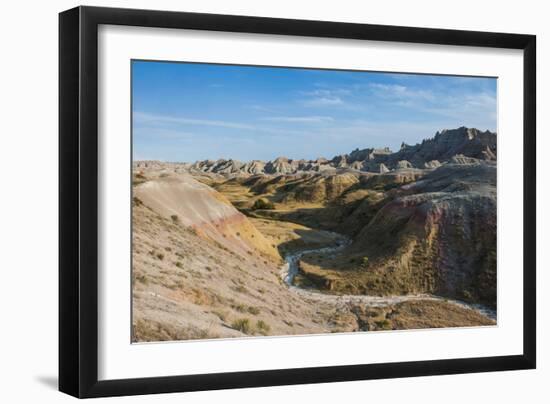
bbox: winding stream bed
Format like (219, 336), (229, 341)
(279, 232), (497, 321)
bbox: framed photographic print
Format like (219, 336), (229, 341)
(59, 6), (536, 398)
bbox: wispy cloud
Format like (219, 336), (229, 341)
(134, 111), (314, 139)
(246, 104), (275, 112)
(134, 111), (256, 130)
(300, 88), (348, 107)
(369, 83), (435, 102)
(133, 127), (198, 140)
(418, 92), (497, 122)
(260, 116), (334, 123)
(303, 96), (344, 107)
(301, 89), (351, 97)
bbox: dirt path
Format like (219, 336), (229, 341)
(279, 231), (497, 321)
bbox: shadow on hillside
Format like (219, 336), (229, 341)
(251, 206), (341, 231)
(276, 228), (341, 257)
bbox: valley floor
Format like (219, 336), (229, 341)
(254, 214), (496, 330)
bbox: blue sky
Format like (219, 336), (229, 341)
(132, 60), (496, 162)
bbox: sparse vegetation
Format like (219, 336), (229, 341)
(232, 303), (247, 312)
(252, 198), (275, 210)
(133, 173), (148, 186)
(256, 320), (271, 335)
(234, 285), (248, 294)
(247, 306), (260, 315)
(375, 319), (392, 330)
(231, 318), (252, 334)
(212, 310), (227, 322)
(135, 274), (148, 285)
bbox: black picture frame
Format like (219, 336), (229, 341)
(59, 5), (536, 398)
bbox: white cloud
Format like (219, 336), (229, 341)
(134, 111), (314, 138)
(301, 88), (351, 97)
(246, 104), (274, 112)
(133, 127), (198, 140)
(303, 96), (343, 107)
(369, 83), (435, 102)
(260, 116), (334, 123)
(300, 88), (349, 107)
(134, 111), (256, 130)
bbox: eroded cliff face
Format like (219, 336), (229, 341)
(386, 127), (497, 166)
(280, 172), (360, 203)
(133, 175), (278, 260)
(297, 162), (496, 308)
(353, 187), (496, 306)
(132, 174), (350, 342)
(171, 127), (496, 176)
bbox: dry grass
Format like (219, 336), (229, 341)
(131, 179), (332, 342)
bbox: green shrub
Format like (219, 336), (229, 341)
(132, 173), (147, 186)
(361, 256), (369, 268)
(375, 319), (392, 330)
(252, 198), (275, 210)
(231, 318), (251, 334)
(212, 310), (227, 322)
(256, 320), (271, 335)
(247, 306), (260, 315)
(234, 285), (247, 294)
(135, 274), (148, 285)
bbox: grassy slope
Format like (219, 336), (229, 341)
(132, 199), (337, 341)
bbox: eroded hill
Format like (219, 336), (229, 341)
(132, 174), (345, 341)
(132, 127), (497, 340)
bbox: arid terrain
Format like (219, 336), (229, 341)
(132, 127), (497, 342)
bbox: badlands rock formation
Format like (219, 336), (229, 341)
(132, 127), (498, 340)
(134, 175), (277, 259)
(178, 127), (496, 176)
